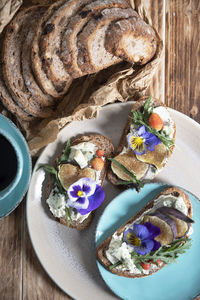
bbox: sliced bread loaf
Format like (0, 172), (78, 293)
(60, 0), (129, 78)
(3, 6), (55, 118)
(31, 0), (69, 97)
(105, 16), (157, 65)
(39, 0), (92, 94)
(21, 16), (56, 108)
(76, 7), (138, 77)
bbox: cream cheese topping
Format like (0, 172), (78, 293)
(46, 187), (90, 222)
(153, 106), (174, 139)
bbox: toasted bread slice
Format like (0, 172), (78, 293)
(96, 187), (193, 278)
(107, 97), (176, 186)
(45, 134), (114, 230)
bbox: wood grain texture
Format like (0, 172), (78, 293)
(145, 0), (165, 102)
(0, 204), (23, 300)
(165, 0), (200, 122)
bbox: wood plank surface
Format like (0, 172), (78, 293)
(0, 1), (199, 299)
(165, 0), (200, 122)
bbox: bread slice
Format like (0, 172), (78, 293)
(31, 0), (69, 98)
(76, 7), (138, 77)
(39, 0), (93, 94)
(60, 0), (130, 78)
(2, 6), (55, 118)
(107, 97), (176, 186)
(96, 187), (193, 278)
(21, 11), (56, 108)
(45, 134), (114, 230)
(105, 16), (157, 65)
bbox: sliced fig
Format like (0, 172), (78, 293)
(157, 207), (194, 223)
(136, 143), (168, 170)
(58, 164), (95, 190)
(143, 212), (177, 246)
(111, 150), (148, 180)
(172, 217), (190, 238)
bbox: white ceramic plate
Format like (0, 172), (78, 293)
(26, 102), (200, 300)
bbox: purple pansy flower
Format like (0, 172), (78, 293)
(124, 222), (161, 255)
(67, 177), (105, 215)
(127, 125), (161, 155)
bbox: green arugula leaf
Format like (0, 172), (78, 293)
(58, 139), (71, 165)
(108, 158), (144, 188)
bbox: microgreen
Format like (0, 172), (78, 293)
(58, 139), (71, 165)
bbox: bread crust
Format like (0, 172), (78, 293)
(96, 187), (193, 277)
(46, 134), (114, 230)
(107, 96), (176, 185)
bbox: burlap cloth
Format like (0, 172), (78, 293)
(0, 0), (163, 156)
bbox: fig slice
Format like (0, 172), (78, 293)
(143, 212), (177, 246)
(111, 150), (149, 180)
(157, 207), (194, 223)
(136, 143), (168, 170)
(58, 163), (95, 190)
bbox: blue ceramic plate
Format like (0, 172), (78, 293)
(0, 114), (32, 218)
(95, 183), (200, 300)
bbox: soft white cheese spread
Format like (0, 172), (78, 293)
(46, 187), (90, 222)
(106, 193), (190, 275)
(68, 142), (97, 169)
(153, 106), (174, 139)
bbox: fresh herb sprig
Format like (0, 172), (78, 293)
(108, 158), (144, 189)
(37, 139), (71, 193)
(130, 96), (174, 151)
(58, 139), (71, 165)
(109, 238), (192, 270)
(65, 207), (72, 226)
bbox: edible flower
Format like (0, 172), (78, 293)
(124, 222), (161, 255)
(67, 177), (105, 215)
(127, 125), (161, 155)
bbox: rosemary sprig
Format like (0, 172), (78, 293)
(108, 158), (144, 188)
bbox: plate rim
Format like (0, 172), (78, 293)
(26, 102), (200, 299)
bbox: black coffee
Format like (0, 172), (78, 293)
(0, 134), (18, 191)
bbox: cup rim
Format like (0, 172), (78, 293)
(0, 129), (23, 199)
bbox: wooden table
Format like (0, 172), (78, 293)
(0, 1), (199, 299)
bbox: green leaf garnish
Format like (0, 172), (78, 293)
(37, 163), (64, 194)
(58, 139), (71, 165)
(109, 238), (192, 271)
(108, 158), (144, 188)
